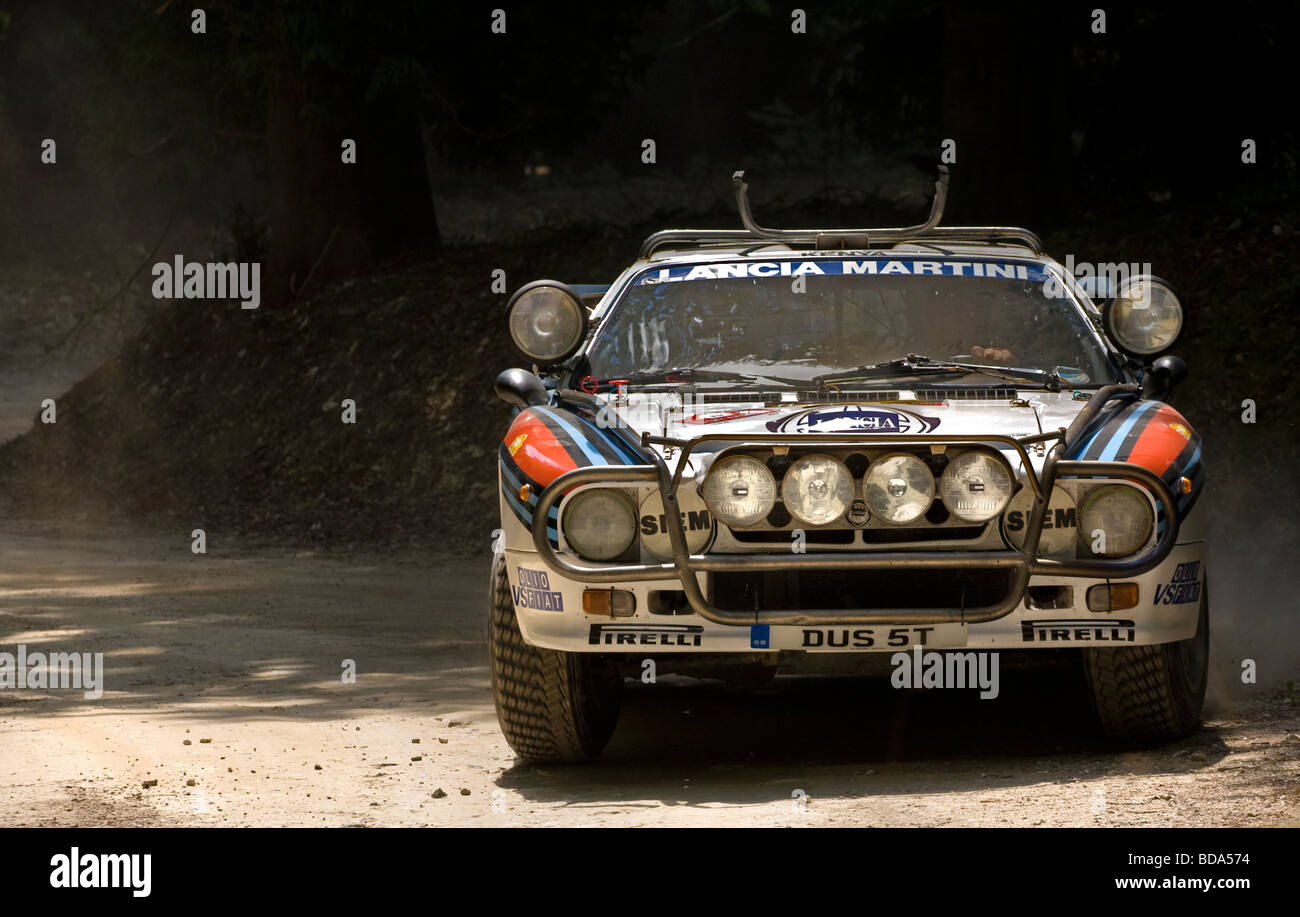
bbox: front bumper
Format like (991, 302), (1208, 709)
(510, 539), (1204, 652)
(530, 424), (1182, 628)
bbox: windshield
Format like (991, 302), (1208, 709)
(582, 257), (1117, 386)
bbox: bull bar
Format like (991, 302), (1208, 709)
(529, 385), (1179, 626)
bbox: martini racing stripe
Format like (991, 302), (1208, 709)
(1095, 399), (1160, 461)
(1069, 398), (1205, 525)
(499, 405), (638, 549)
(567, 410), (644, 464)
(500, 457), (559, 545)
(1070, 395), (1149, 460)
(1161, 432), (1203, 486)
(499, 442), (545, 493)
(1172, 443), (1204, 516)
(520, 408), (593, 468)
(530, 406), (636, 467)
(1128, 405), (1196, 477)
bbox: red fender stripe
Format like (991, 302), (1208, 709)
(502, 411), (579, 487)
(1126, 404), (1195, 479)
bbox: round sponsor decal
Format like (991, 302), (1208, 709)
(638, 488), (715, 560)
(1002, 486), (1077, 557)
(765, 405), (941, 434)
(508, 433), (528, 456)
(1169, 422), (1191, 440)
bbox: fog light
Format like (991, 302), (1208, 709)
(583, 589), (636, 617)
(1086, 583), (1139, 612)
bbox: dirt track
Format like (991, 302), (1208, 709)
(1, 524), (1297, 827)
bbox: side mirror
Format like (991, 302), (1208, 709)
(495, 368), (549, 408)
(1141, 354), (1188, 400)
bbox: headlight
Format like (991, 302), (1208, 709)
(939, 450), (1013, 522)
(701, 455), (776, 528)
(863, 453), (934, 524)
(562, 489), (637, 561)
(782, 453), (853, 526)
(1106, 275), (1182, 356)
(1077, 485), (1153, 557)
(506, 281), (589, 365)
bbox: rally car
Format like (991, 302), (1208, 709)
(489, 168), (1207, 762)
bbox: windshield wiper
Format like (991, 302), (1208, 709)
(813, 354), (1067, 391)
(597, 368), (804, 387)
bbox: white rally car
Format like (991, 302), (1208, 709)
(490, 169), (1207, 762)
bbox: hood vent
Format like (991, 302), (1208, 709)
(689, 390), (789, 404)
(797, 389), (902, 402)
(794, 386), (1017, 402)
(911, 386), (1018, 401)
(674, 386), (1019, 405)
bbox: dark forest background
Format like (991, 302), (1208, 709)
(3, 1), (1294, 292)
(0, 1), (1294, 557)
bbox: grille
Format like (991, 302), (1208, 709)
(732, 529), (856, 545)
(730, 525), (985, 545)
(710, 567), (1016, 612)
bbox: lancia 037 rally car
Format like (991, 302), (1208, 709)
(489, 168), (1207, 762)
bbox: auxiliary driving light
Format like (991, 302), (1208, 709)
(701, 455), (776, 528)
(782, 453), (853, 526)
(939, 450), (1014, 522)
(863, 453), (934, 525)
(1106, 275), (1183, 357)
(506, 281), (589, 365)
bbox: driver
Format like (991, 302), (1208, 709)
(970, 344), (1017, 364)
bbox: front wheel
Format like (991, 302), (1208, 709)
(1083, 583), (1209, 741)
(488, 554), (622, 763)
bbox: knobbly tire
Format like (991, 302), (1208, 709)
(1084, 584), (1209, 741)
(488, 554), (622, 763)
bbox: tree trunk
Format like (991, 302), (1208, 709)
(266, 51), (371, 307)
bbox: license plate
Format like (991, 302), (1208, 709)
(754, 623), (968, 652)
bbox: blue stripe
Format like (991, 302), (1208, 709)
(1175, 460), (1205, 515)
(499, 461), (559, 521)
(1098, 400), (1159, 462)
(1074, 420), (1110, 458)
(571, 413), (639, 465)
(502, 485), (558, 542)
(534, 408), (608, 466)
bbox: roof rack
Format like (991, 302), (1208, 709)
(637, 167), (1044, 258)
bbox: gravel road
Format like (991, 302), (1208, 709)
(1, 524), (1296, 827)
